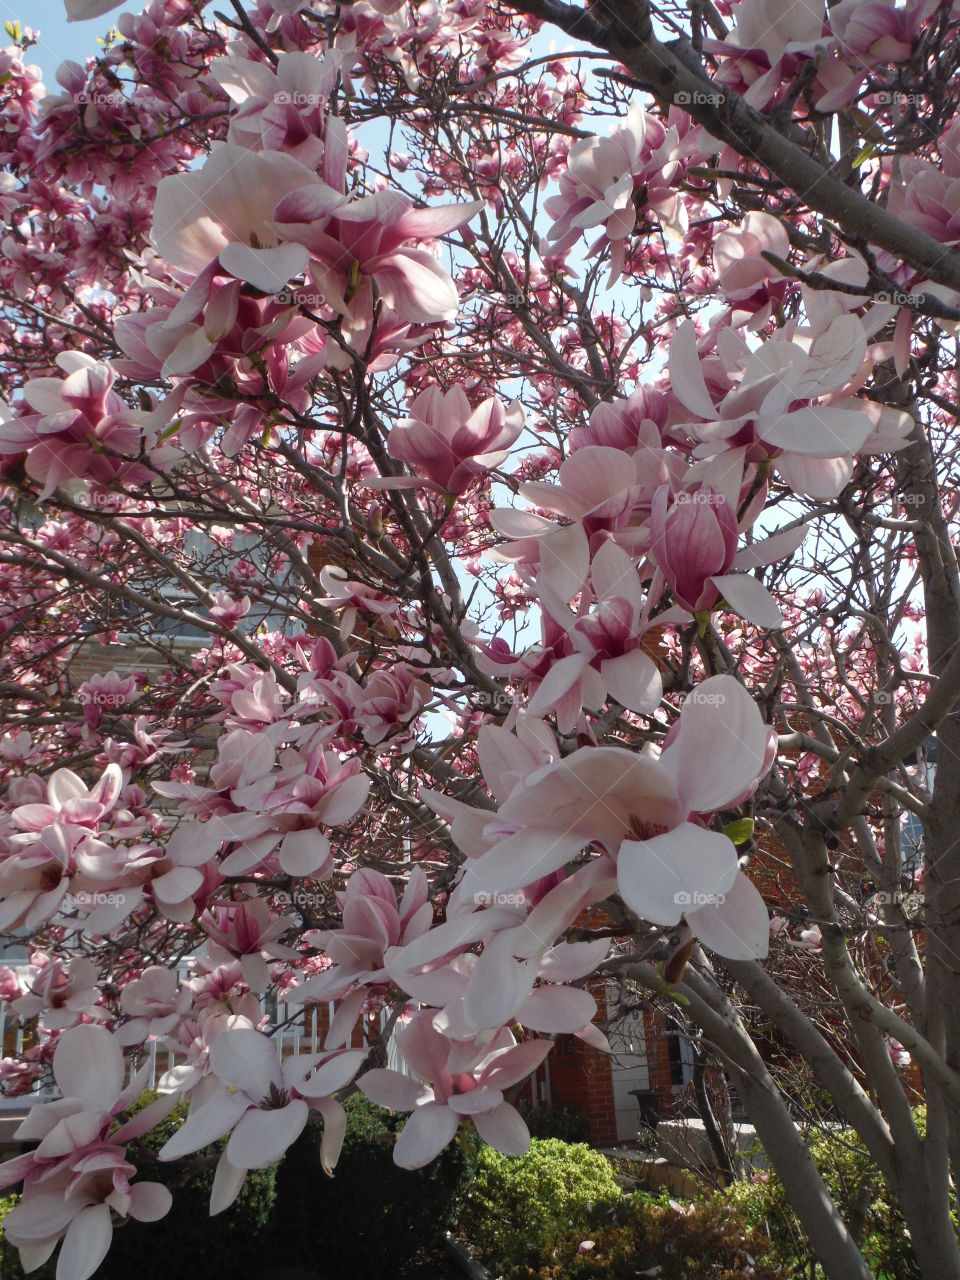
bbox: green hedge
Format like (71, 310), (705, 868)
(513, 1100), (591, 1144)
(299, 1093), (477, 1276)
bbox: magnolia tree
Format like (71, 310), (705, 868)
(0, 0), (958, 1274)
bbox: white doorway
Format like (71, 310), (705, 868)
(606, 995), (650, 1142)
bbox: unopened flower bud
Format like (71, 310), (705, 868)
(367, 500), (384, 541)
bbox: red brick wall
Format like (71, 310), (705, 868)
(549, 1034), (618, 1146)
(645, 1009), (676, 1101)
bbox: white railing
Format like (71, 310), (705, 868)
(0, 959), (420, 1112)
(0, 991), (56, 1110)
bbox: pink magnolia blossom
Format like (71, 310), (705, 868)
(315, 565), (400, 640)
(727, 0), (824, 64)
(0, 763), (123, 931)
(0, 965), (21, 1001)
(359, 1012), (552, 1167)
(387, 860), (616, 1040)
(569, 387), (670, 453)
(11, 954), (103, 1030)
(201, 898), (300, 992)
(0, 356), (168, 502)
(211, 49), (340, 167)
(272, 146), (483, 325)
(64, 0), (124, 20)
(0, 1052), (47, 1097)
(155, 720), (370, 883)
(422, 712), (561, 859)
(829, 0), (930, 65)
(77, 671), (138, 730)
(527, 540), (664, 728)
(351, 667), (431, 746)
(159, 1026), (365, 1207)
(490, 446), (652, 603)
(0, 731), (33, 763)
(796, 926), (824, 951)
(151, 143), (315, 294)
(371, 384), (523, 495)
(0, 1025), (175, 1280)
(209, 591), (252, 628)
(292, 865), (432, 1042)
(116, 965), (193, 1046)
(51, 814), (225, 933)
(256, 746), (371, 854)
(886, 1037), (912, 1069)
(649, 479), (805, 628)
(544, 103), (688, 284)
(211, 665), (286, 727)
(713, 211), (790, 322)
(668, 318), (912, 499)
(650, 484), (739, 615)
(888, 117), (960, 247)
(451, 675), (772, 960)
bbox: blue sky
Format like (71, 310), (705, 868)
(7, 0), (140, 84)
(13, 1), (589, 90)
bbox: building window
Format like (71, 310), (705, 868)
(667, 1032), (695, 1087)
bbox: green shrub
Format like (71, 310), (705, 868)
(456, 1137), (624, 1275)
(513, 1100), (591, 1143)
(716, 1114), (935, 1280)
(0, 1192), (55, 1280)
(0, 1092), (277, 1280)
(537, 1193), (788, 1280)
(456, 1138), (787, 1280)
(299, 1093), (476, 1276)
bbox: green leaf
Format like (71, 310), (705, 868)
(853, 142), (877, 167)
(723, 818), (755, 846)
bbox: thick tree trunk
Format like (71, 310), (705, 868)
(781, 816), (960, 1280)
(616, 958), (875, 1280)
